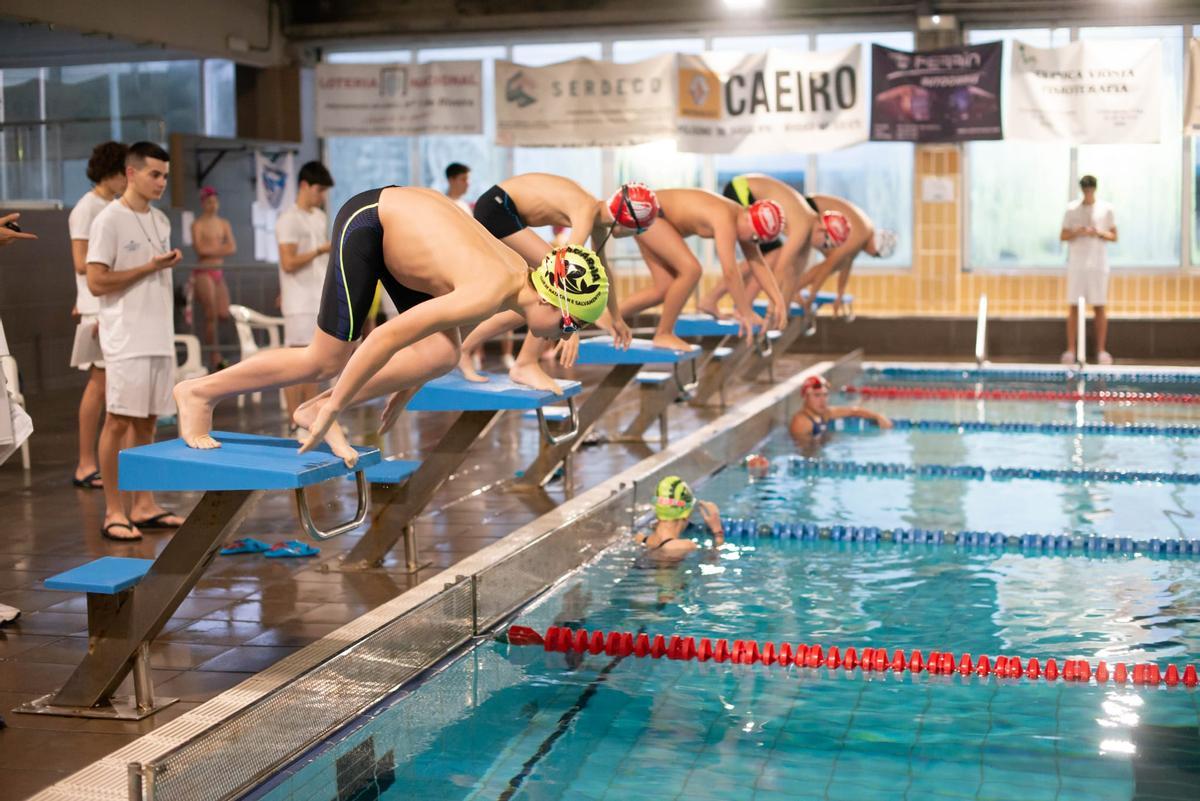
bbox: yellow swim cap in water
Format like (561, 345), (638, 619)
(530, 244), (610, 325)
(654, 475), (696, 521)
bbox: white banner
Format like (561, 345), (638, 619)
(494, 55), (676, 147)
(1007, 39), (1162, 144)
(253, 151), (295, 262)
(315, 62), (482, 137)
(1185, 38), (1200, 135)
(674, 46), (868, 154)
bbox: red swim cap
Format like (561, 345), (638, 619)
(748, 199), (784, 242)
(802, 375), (830, 394)
(821, 211), (851, 247)
(608, 182), (659, 232)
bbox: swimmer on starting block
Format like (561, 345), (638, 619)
(795, 195), (896, 319)
(635, 475), (725, 561)
(597, 188), (790, 349)
(174, 187), (609, 464)
(459, 173), (657, 393)
(789, 375), (892, 440)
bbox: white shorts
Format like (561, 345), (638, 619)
(284, 313), (318, 347)
(1066, 267), (1109, 306)
(106, 356), (176, 418)
(69, 315), (105, 370)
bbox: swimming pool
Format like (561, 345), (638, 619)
(248, 367), (1199, 801)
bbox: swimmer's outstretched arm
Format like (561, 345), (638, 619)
(697, 500), (725, 546)
(589, 218), (631, 348)
(739, 241), (787, 331)
(298, 290), (498, 453)
(714, 227), (761, 342)
(828, 406), (893, 429)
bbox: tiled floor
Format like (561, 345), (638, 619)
(0, 349), (821, 800)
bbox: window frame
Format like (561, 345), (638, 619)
(962, 20), (1198, 275)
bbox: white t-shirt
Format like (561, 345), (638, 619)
(1062, 199), (1115, 273)
(68, 190), (113, 315)
(451, 195), (472, 215)
(86, 202), (175, 360)
(275, 205), (329, 316)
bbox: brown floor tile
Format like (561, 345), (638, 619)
(0, 632), (61, 658)
(292, 602), (377, 625)
(3, 610), (87, 637)
(243, 621), (343, 648)
(154, 670), (255, 702)
(0, 727), (138, 770)
(148, 641), (235, 670)
(0, 769), (74, 801)
(159, 618), (272, 646)
(196, 645), (301, 673)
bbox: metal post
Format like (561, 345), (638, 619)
(1076, 295), (1086, 368)
(127, 763), (144, 801)
(402, 524), (420, 573)
(974, 293), (988, 367)
(658, 405), (668, 445)
(132, 642), (156, 713)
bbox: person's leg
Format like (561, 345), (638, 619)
(294, 330), (461, 435)
(457, 310), (525, 382)
(75, 365), (106, 484)
(697, 261), (754, 317)
(98, 411), (139, 539)
(1093, 305), (1109, 360)
(1065, 304), (1078, 359)
(126, 415), (185, 527)
(175, 328), (356, 449)
(633, 226), (703, 351)
(214, 276), (232, 366)
(192, 274), (216, 364)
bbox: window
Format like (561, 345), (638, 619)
(322, 50), (414, 216)
(511, 42), (604, 199)
(815, 31), (917, 268)
(416, 46), (507, 193)
(711, 35), (812, 194)
(1076, 25), (1183, 268)
(204, 60), (237, 138)
(966, 28), (1071, 269)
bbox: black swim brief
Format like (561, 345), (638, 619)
(473, 184), (527, 239)
(317, 186), (434, 342)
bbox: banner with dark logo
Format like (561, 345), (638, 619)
(675, 46), (866, 154)
(494, 55), (676, 147)
(1007, 39), (1162, 143)
(315, 62), (482, 137)
(870, 43), (1002, 142)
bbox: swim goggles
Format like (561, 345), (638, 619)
(551, 247), (579, 335)
(596, 184), (645, 252)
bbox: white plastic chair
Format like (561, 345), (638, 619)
(228, 304), (287, 409)
(1, 354), (31, 471)
(174, 335), (209, 383)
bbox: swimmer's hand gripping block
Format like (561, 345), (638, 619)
(407, 371), (581, 411)
(576, 336), (701, 365)
(118, 432), (381, 491)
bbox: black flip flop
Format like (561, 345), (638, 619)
(131, 511), (184, 529)
(101, 521), (142, 542)
(72, 470), (103, 490)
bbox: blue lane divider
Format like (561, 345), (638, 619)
(786, 456), (1200, 485)
(864, 367), (1200, 385)
(719, 518), (1200, 558)
(886, 418), (1200, 438)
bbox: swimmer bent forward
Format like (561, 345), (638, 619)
(174, 187), (609, 465)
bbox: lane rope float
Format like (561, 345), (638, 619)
(846, 385), (1200, 405)
(787, 456), (1200, 485)
(864, 367), (1200, 385)
(882, 418), (1200, 438)
(509, 626), (1198, 690)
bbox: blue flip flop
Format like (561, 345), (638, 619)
(264, 540), (320, 558)
(219, 537), (271, 555)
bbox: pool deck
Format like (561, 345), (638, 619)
(0, 350), (822, 801)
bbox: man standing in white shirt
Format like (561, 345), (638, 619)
(68, 141), (127, 490)
(86, 142), (184, 541)
(275, 161), (333, 424)
(1061, 174), (1118, 365)
(445, 162), (472, 215)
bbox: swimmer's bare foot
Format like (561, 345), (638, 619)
(509, 362), (563, 395)
(651, 333), (694, 352)
(293, 397), (358, 467)
(459, 352), (489, 383)
(174, 379), (220, 449)
(697, 303), (720, 318)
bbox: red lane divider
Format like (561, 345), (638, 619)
(509, 626), (1198, 689)
(845, 385), (1200, 405)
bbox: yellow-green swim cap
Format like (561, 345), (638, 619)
(530, 244), (609, 325)
(654, 475), (695, 521)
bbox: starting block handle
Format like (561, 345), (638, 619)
(754, 334), (774, 359)
(537, 397), (579, 445)
(295, 470), (371, 541)
(674, 360), (699, 400)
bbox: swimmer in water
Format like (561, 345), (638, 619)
(790, 375), (892, 440)
(634, 475), (725, 561)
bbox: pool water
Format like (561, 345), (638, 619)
(255, 376), (1200, 801)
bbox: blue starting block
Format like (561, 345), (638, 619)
(516, 337), (701, 488)
(674, 313), (745, 338)
(119, 431), (380, 491)
(671, 314), (772, 408)
(364, 458), (422, 485)
(21, 429), (378, 720)
(346, 369), (583, 569)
